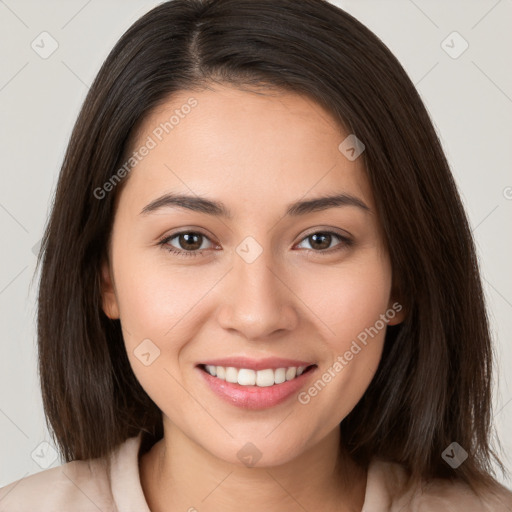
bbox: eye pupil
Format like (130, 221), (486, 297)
(310, 233), (331, 250)
(180, 232), (202, 250)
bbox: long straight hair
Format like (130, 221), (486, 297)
(36, 0), (506, 496)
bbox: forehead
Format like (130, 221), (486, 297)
(120, 84), (375, 216)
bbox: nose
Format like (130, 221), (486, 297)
(216, 248), (299, 340)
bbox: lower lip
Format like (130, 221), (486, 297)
(196, 365), (317, 410)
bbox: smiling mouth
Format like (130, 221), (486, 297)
(198, 364), (317, 387)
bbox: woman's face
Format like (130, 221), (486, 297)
(101, 84), (404, 467)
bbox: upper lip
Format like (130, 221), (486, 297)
(197, 357), (316, 371)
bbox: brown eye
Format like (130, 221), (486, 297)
(175, 232), (204, 251)
(159, 231), (214, 257)
(296, 231), (353, 254)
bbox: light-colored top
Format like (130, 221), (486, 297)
(1, 433), (511, 511)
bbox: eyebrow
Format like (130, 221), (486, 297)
(140, 192), (370, 218)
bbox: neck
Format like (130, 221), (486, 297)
(139, 421), (367, 512)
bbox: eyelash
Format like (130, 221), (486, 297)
(158, 230), (353, 258)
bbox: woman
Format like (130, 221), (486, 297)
(1, 0), (511, 510)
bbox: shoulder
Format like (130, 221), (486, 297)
(0, 455), (114, 512)
(365, 458), (512, 512)
(410, 477), (512, 512)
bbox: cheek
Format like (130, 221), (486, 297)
(112, 247), (209, 344)
(297, 249), (393, 346)
(293, 252), (392, 420)
(110, 250), (197, 416)
(110, 247), (224, 403)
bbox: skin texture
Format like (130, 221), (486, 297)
(101, 84), (405, 512)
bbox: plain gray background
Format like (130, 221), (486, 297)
(1, 0), (511, 489)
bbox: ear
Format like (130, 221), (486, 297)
(100, 259), (120, 319)
(386, 273), (406, 326)
(386, 297), (406, 326)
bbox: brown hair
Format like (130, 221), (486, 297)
(36, 0), (507, 497)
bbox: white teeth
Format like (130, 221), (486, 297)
(238, 368), (256, 386)
(203, 365), (312, 387)
(285, 367), (297, 380)
(274, 368), (286, 384)
(256, 369), (275, 387)
(205, 365), (217, 377)
(225, 367), (238, 384)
